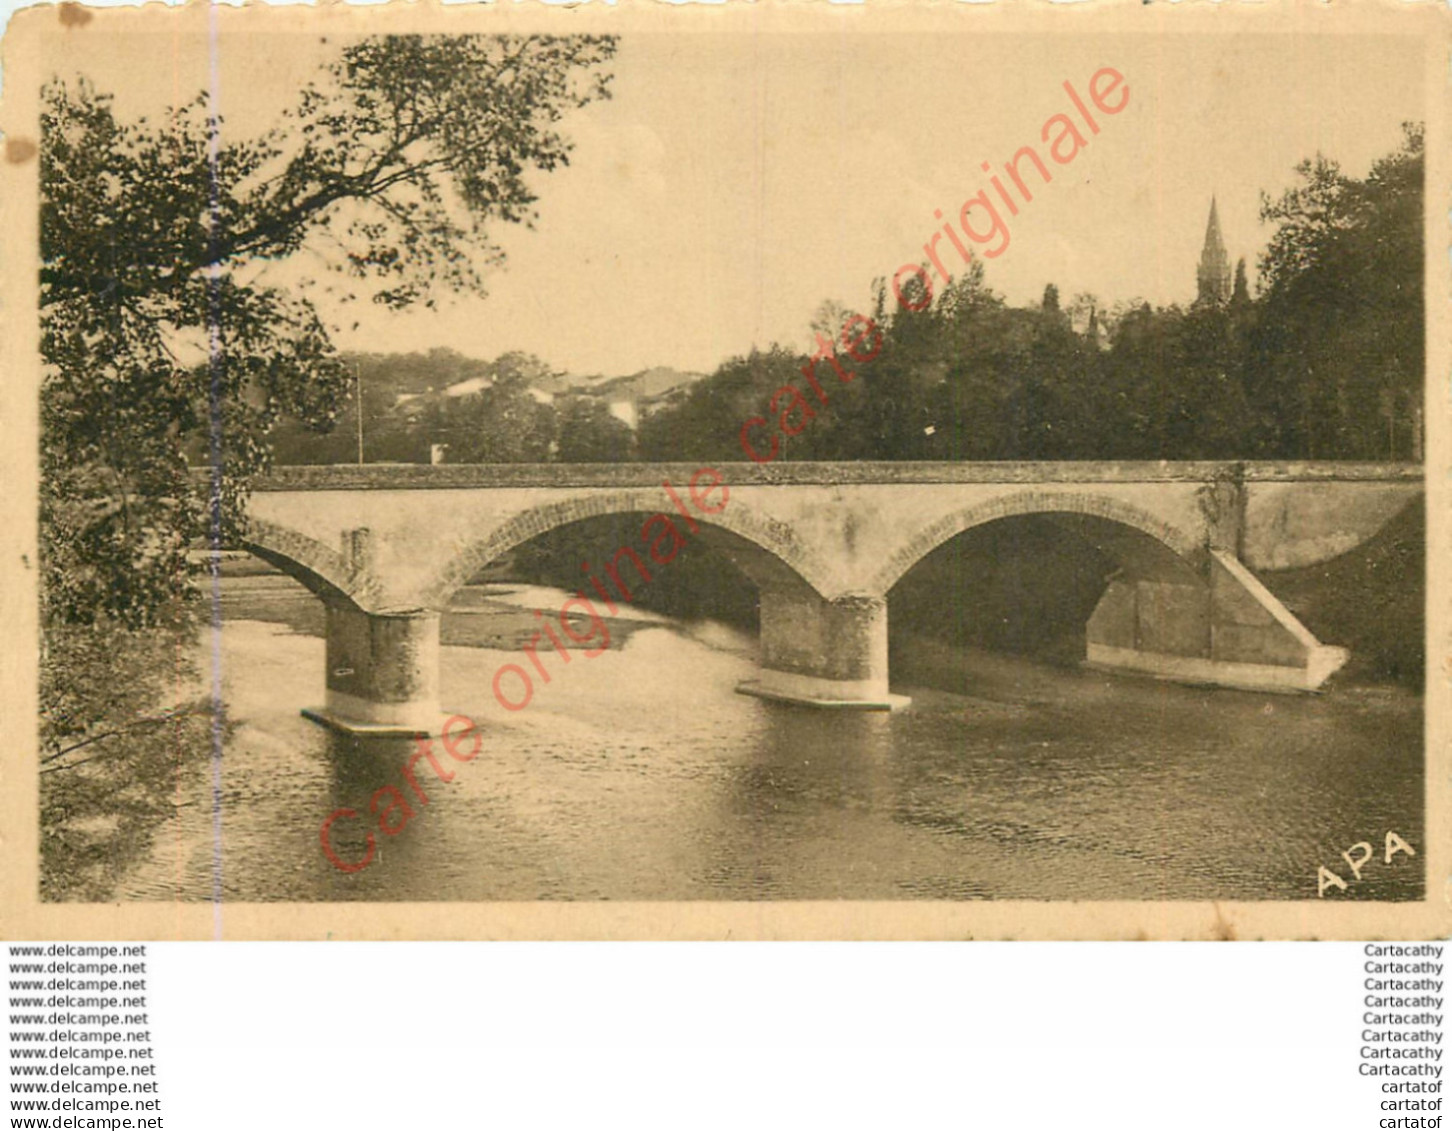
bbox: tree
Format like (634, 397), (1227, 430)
(556, 398), (637, 463)
(809, 300), (852, 344)
(1252, 122), (1423, 458)
(41, 33), (618, 628)
(1231, 258), (1251, 306)
(433, 353), (559, 463)
(265, 350), (467, 466)
(38, 37), (618, 896)
(637, 347), (808, 464)
(1065, 292), (1100, 336)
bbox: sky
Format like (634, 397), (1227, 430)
(37, 23), (1427, 377)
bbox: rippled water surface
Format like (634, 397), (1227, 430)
(119, 574), (1424, 902)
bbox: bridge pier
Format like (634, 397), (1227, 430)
(302, 605), (444, 737)
(1085, 551), (1349, 693)
(739, 590), (909, 710)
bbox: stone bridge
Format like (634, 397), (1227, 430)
(233, 461), (1423, 734)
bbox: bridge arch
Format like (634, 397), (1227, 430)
(871, 490), (1205, 595)
(420, 490), (837, 610)
(237, 517), (380, 612)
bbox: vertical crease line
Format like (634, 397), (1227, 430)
(206, 0), (225, 940)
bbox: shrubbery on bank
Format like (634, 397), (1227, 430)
(40, 615), (218, 901)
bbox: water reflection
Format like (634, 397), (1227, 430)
(117, 576), (1424, 903)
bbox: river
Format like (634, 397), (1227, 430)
(118, 570), (1424, 902)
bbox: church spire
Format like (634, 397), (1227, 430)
(1196, 196), (1233, 306)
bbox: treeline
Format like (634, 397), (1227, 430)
(635, 123), (1423, 465)
(267, 349), (638, 465)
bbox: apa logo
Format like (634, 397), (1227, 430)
(1317, 832), (1416, 897)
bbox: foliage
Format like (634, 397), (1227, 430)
(640, 127), (1423, 465)
(637, 347), (807, 463)
(41, 34), (618, 627)
(1231, 259), (1251, 306)
(1251, 122), (1423, 459)
(430, 353), (560, 463)
(268, 346), (649, 465)
(37, 35), (617, 897)
(555, 398), (637, 463)
(39, 616), (217, 900)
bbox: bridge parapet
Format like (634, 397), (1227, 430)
(250, 460), (1423, 491)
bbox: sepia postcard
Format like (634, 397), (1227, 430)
(0, 0), (1447, 940)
